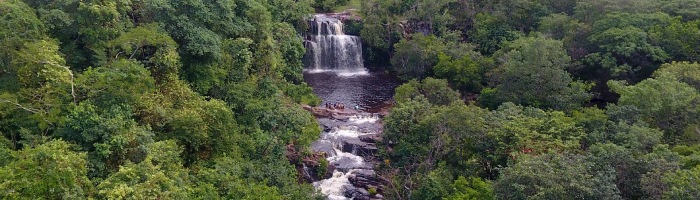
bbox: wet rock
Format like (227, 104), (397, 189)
(332, 159), (373, 172)
(344, 187), (371, 200)
(359, 134), (383, 143)
(348, 170), (384, 194)
(357, 188), (370, 196)
(342, 138), (378, 157)
(310, 140), (335, 157)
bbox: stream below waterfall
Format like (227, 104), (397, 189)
(302, 13), (400, 200)
(304, 71), (399, 200)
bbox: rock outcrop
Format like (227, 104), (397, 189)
(341, 137), (379, 158)
(286, 144), (335, 183)
(344, 170), (387, 200)
(302, 105), (360, 119)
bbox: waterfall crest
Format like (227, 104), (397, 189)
(304, 14), (366, 75)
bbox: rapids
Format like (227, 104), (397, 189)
(303, 14), (400, 200)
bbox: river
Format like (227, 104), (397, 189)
(304, 71), (399, 200)
(302, 13), (400, 200)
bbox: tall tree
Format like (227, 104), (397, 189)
(480, 36), (591, 110)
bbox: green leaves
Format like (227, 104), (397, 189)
(0, 0), (46, 77)
(650, 20), (700, 62)
(0, 140), (92, 199)
(659, 166), (700, 199)
(391, 34), (447, 80)
(77, 59), (155, 108)
(0, 1), (321, 199)
(444, 176), (494, 200)
(96, 140), (191, 200)
(494, 153), (622, 200)
(313, 0), (350, 12)
(653, 61), (700, 89)
(394, 78), (461, 106)
(107, 24), (180, 81)
(480, 36), (592, 110)
(434, 53), (484, 93)
(609, 76), (700, 143)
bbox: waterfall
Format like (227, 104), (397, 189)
(304, 14), (366, 75)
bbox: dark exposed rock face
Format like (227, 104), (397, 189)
(344, 170), (386, 200)
(359, 134), (383, 143)
(341, 138), (378, 158)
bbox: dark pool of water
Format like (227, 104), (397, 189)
(303, 71), (401, 113)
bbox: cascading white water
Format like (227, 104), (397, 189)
(312, 115), (381, 199)
(304, 14), (366, 75)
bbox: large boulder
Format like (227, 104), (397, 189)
(302, 105), (359, 119)
(341, 138), (378, 157)
(347, 170), (385, 199)
(359, 134), (383, 143)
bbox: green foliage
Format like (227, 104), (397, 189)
(0, 0), (46, 89)
(0, 1), (321, 199)
(360, 0), (458, 69)
(412, 167), (453, 200)
(434, 53), (485, 93)
(585, 12), (673, 80)
(609, 77), (700, 143)
(317, 157), (329, 178)
(470, 13), (520, 55)
(444, 176), (494, 200)
(76, 59), (155, 108)
(193, 156), (304, 199)
(650, 19), (700, 62)
(0, 140), (92, 199)
(96, 140), (192, 199)
(59, 102), (153, 178)
(313, 0), (350, 12)
(137, 78), (242, 164)
(273, 22), (307, 83)
(107, 24), (180, 81)
(1, 39), (74, 136)
(480, 36), (592, 110)
(653, 61), (700, 90)
(494, 153), (622, 200)
(283, 83), (321, 106)
(660, 166), (700, 199)
(6, 0), (700, 199)
(394, 78), (461, 106)
(490, 103), (587, 156)
(391, 34), (447, 80)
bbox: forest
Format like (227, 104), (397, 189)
(364, 0), (700, 199)
(1, 0), (700, 199)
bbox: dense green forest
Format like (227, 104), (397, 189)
(0, 0), (323, 199)
(360, 0), (700, 199)
(2, 0), (700, 199)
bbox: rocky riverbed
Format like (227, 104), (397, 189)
(298, 106), (389, 200)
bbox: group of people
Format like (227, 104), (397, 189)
(325, 102), (363, 110)
(325, 102), (346, 110)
